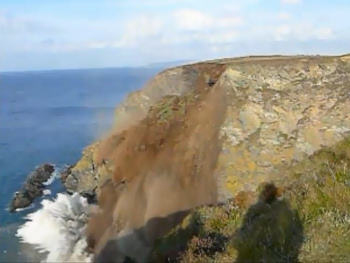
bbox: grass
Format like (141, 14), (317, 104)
(149, 92), (200, 123)
(151, 136), (350, 262)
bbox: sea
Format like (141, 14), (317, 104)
(0, 66), (164, 262)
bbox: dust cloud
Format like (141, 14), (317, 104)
(86, 66), (227, 262)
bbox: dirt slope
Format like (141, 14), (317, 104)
(87, 64), (228, 261)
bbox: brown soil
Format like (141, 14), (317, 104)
(86, 64), (228, 261)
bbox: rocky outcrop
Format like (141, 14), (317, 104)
(216, 55), (350, 195)
(60, 164), (74, 184)
(9, 164), (55, 212)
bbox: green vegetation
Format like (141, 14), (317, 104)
(150, 92), (200, 122)
(151, 137), (350, 262)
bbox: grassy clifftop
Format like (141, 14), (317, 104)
(152, 137), (350, 262)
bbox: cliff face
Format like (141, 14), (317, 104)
(217, 55), (350, 195)
(61, 55), (350, 261)
(63, 63), (225, 194)
(64, 55), (350, 198)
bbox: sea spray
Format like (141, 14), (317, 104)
(16, 193), (95, 262)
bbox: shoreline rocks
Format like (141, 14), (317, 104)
(9, 164), (55, 212)
(60, 164), (74, 184)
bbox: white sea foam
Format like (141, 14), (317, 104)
(43, 189), (51, 196)
(14, 203), (35, 212)
(43, 170), (58, 186)
(16, 193), (95, 263)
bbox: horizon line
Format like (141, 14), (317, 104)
(2, 52), (349, 74)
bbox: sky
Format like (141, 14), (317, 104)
(1, 0), (350, 71)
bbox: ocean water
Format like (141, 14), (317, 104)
(0, 67), (162, 262)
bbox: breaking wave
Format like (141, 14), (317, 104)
(43, 170), (58, 186)
(16, 193), (95, 263)
(13, 203), (36, 213)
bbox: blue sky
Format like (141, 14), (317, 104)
(1, 0), (349, 71)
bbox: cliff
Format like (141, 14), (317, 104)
(64, 54), (350, 197)
(62, 54), (350, 262)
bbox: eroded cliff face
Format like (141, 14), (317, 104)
(217, 55), (350, 195)
(63, 63), (225, 194)
(64, 55), (350, 198)
(61, 55), (350, 261)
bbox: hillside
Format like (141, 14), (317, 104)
(61, 54), (350, 262)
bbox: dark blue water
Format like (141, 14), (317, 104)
(0, 67), (161, 261)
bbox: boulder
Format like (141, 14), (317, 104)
(60, 164), (74, 184)
(9, 163), (54, 212)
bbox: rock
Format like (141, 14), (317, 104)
(9, 163), (54, 212)
(62, 143), (103, 194)
(60, 164), (74, 183)
(80, 190), (97, 204)
(61, 164), (98, 203)
(207, 78), (216, 87)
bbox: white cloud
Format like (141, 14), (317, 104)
(172, 8), (243, 31)
(124, 15), (163, 38)
(315, 28), (334, 40)
(273, 23), (335, 41)
(0, 6), (337, 55)
(281, 0), (302, 4)
(173, 9), (213, 31)
(1, 0), (349, 71)
(217, 17), (244, 28)
(0, 12), (59, 35)
(277, 12), (291, 20)
(274, 25), (291, 41)
(216, 31), (239, 43)
(167, 8), (243, 46)
(47, 15), (164, 50)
